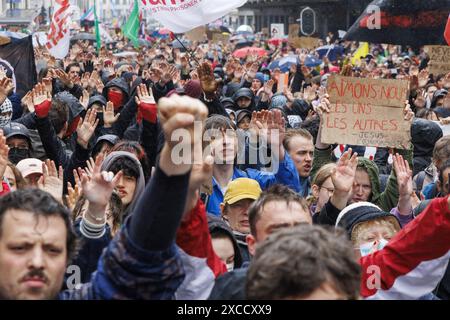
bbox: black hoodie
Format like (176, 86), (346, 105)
(207, 214), (243, 270)
(411, 119), (443, 176)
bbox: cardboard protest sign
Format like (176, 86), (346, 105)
(424, 46), (450, 75)
(185, 26), (206, 42)
(277, 73), (289, 93)
(261, 28), (269, 36)
(321, 75), (411, 148)
(289, 37), (319, 50)
(288, 24), (300, 40)
(212, 32), (230, 43)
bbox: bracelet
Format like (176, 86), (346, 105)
(85, 210), (106, 223)
(203, 92), (214, 102)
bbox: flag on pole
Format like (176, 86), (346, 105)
(81, 6), (94, 22)
(351, 42), (370, 65)
(46, 0), (71, 59)
(445, 13), (450, 46)
(141, 0), (247, 33)
(94, 1), (101, 53)
(122, 0), (140, 47)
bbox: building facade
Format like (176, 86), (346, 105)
(239, 0), (372, 37)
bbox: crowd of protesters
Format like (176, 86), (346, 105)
(1, 27), (450, 300)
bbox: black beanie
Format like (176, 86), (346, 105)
(335, 202), (401, 238)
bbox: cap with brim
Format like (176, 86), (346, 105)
(224, 178), (262, 205)
(335, 202), (401, 237)
(16, 158), (43, 178)
(3, 122), (31, 144)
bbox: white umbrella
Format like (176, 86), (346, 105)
(236, 25), (253, 34)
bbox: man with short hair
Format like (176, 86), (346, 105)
(246, 225), (361, 300)
(203, 113), (301, 216)
(0, 94), (208, 300)
(283, 128), (315, 197)
(208, 184), (312, 299)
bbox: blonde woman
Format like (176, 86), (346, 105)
(308, 163), (336, 216)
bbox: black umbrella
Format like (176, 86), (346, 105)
(344, 0), (450, 46)
(220, 26), (231, 33)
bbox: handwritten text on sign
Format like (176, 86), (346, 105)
(424, 46), (450, 75)
(321, 75), (411, 148)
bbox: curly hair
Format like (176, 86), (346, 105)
(246, 225), (361, 300)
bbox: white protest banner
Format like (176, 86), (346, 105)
(46, 0), (71, 59)
(141, 0), (247, 33)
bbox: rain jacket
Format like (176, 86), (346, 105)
(204, 153), (301, 216)
(312, 147), (413, 225)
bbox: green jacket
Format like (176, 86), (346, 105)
(311, 147), (413, 212)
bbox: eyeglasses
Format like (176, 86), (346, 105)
(320, 186), (334, 195)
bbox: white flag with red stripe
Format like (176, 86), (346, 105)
(175, 200), (227, 299)
(141, 0), (247, 33)
(46, 0), (71, 59)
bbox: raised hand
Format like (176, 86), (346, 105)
(246, 63), (259, 80)
(66, 179), (82, 212)
(55, 69), (74, 89)
(417, 69), (429, 88)
(81, 72), (90, 89)
(283, 86), (295, 102)
(304, 85), (317, 102)
(161, 65), (178, 84)
(149, 68), (162, 84)
(332, 148), (358, 194)
(0, 77), (14, 104)
(135, 84), (157, 124)
(81, 154), (122, 209)
(76, 108), (99, 149)
(80, 89), (90, 110)
(32, 83), (52, 118)
(38, 160), (64, 203)
(234, 65), (244, 79)
(197, 61), (218, 95)
(393, 153), (412, 197)
(21, 91), (34, 112)
(85, 157), (96, 178)
(263, 79), (274, 96)
(158, 94), (208, 176)
(42, 76), (53, 94)
(102, 101), (120, 128)
(403, 100), (414, 122)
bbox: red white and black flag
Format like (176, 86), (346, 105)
(345, 0), (450, 46)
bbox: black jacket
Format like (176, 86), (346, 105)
(411, 119), (443, 177)
(208, 265), (248, 300)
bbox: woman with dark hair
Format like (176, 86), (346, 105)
(111, 140), (151, 181)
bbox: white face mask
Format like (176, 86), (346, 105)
(226, 263), (235, 272)
(359, 239), (389, 257)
